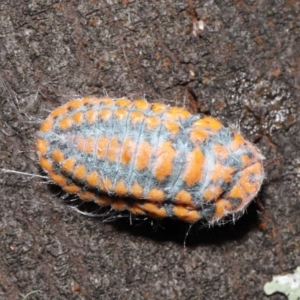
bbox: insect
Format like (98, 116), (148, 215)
(36, 96), (264, 224)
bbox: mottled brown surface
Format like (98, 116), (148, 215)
(0, 1), (299, 299)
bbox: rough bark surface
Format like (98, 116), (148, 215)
(0, 1), (299, 299)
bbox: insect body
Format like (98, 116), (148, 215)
(36, 97), (264, 224)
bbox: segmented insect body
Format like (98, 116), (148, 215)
(36, 97), (264, 224)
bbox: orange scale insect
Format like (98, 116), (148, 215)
(37, 97), (265, 224)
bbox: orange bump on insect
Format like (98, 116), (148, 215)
(39, 157), (53, 172)
(48, 172), (67, 187)
(128, 204), (145, 215)
(133, 99), (149, 110)
(172, 205), (200, 223)
(164, 119), (180, 134)
(175, 190), (194, 206)
(131, 182), (144, 198)
(50, 106), (68, 119)
(190, 129), (209, 144)
(63, 184), (81, 194)
(120, 137), (134, 165)
(151, 103), (166, 114)
(52, 149), (64, 162)
(152, 141), (176, 181)
(115, 109), (128, 120)
(114, 179), (128, 196)
(86, 171), (100, 187)
(36, 138), (48, 155)
(85, 110), (98, 124)
(99, 108), (112, 121)
(40, 119), (53, 132)
(145, 116), (160, 130)
(142, 202), (167, 219)
(66, 99), (84, 110)
(183, 148), (204, 187)
(59, 117), (73, 130)
(72, 112), (84, 125)
(107, 137), (120, 162)
(97, 137), (109, 158)
(130, 111), (144, 124)
(37, 97), (265, 225)
(111, 199), (127, 211)
(193, 117), (222, 132)
(116, 98), (131, 107)
(62, 157), (76, 173)
(95, 195), (112, 206)
(147, 189), (165, 202)
(73, 164), (87, 181)
(214, 199), (234, 218)
(78, 191), (95, 202)
(135, 141), (153, 171)
(167, 106), (191, 119)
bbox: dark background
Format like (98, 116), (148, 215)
(0, 1), (299, 299)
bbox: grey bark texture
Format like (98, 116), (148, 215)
(0, 1), (299, 299)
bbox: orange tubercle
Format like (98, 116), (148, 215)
(133, 99), (150, 111)
(120, 137), (134, 165)
(135, 140), (153, 171)
(52, 149), (64, 163)
(214, 199), (234, 219)
(111, 199), (127, 211)
(142, 202), (167, 218)
(130, 111), (144, 124)
(65, 99), (84, 110)
(40, 119), (53, 132)
(36, 138), (48, 155)
(183, 147), (204, 187)
(114, 179), (128, 196)
(95, 195), (112, 206)
(152, 141), (176, 181)
(131, 182), (144, 199)
(85, 110), (98, 124)
(164, 119), (179, 134)
(151, 103), (166, 114)
(202, 185), (223, 202)
(78, 191), (95, 202)
(48, 172), (67, 187)
(86, 171), (100, 187)
(172, 206), (200, 223)
(63, 184), (81, 194)
(175, 190), (194, 207)
(193, 117), (222, 132)
(116, 98), (131, 107)
(147, 189), (165, 202)
(61, 157), (77, 173)
(73, 164), (87, 181)
(50, 106), (68, 118)
(39, 157), (53, 172)
(72, 112), (84, 125)
(99, 108), (112, 122)
(107, 137), (120, 163)
(213, 144), (230, 160)
(209, 163), (235, 183)
(145, 116), (160, 130)
(166, 107), (191, 119)
(85, 137), (96, 155)
(230, 133), (245, 151)
(114, 108), (128, 120)
(97, 136), (109, 158)
(59, 117), (73, 130)
(128, 204), (145, 215)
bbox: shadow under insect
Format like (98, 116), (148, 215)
(47, 178), (262, 247)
